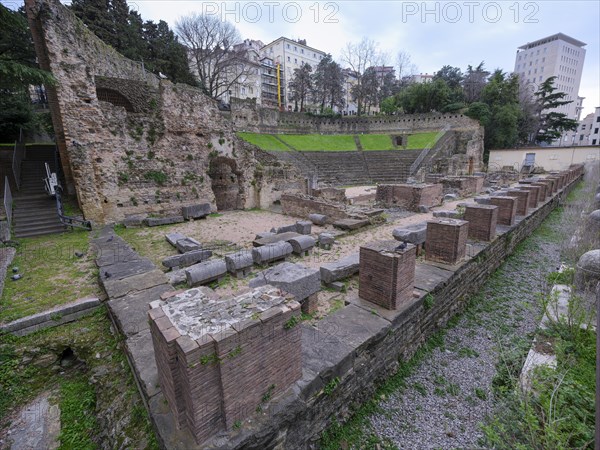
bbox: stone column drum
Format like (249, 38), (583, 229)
(463, 204), (498, 241)
(359, 240), (416, 310)
(425, 219), (469, 265)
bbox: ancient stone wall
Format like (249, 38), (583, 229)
(203, 166), (583, 450)
(25, 0), (303, 225)
(230, 98), (481, 135)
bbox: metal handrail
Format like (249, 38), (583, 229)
(55, 185), (92, 231)
(11, 129), (25, 191)
(3, 176), (12, 233)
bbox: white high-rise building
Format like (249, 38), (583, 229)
(261, 37), (327, 111)
(514, 33), (586, 145)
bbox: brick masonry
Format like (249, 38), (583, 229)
(425, 219), (469, 265)
(505, 190), (531, 216)
(148, 286), (302, 445)
(359, 241), (416, 310)
(375, 184), (443, 211)
(280, 193), (381, 223)
(130, 165), (584, 450)
(517, 185), (541, 207)
(464, 204), (498, 241)
(489, 196), (517, 226)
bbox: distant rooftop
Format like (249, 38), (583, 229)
(518, 33), (586, 50)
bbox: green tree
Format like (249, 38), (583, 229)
(289, 62), (312, 112)
(463, 62), (489, 103)
(0, 5), (54, 141)
(434, 65), (463, 90)
(70, 0), (195, 85)
(312, 54), (345, 112)
(396, 79), (451, 114)
(533, 76), (578, 144)
(466, 70), (521, 151)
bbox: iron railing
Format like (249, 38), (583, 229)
(55, 185), (92, 231)
(12, 128), (25, 191)
(4, 176), (12, 236)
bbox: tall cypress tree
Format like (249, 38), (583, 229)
(534, 77), (578, 144)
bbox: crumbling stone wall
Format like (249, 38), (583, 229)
(230, 98), (481, 135)
(375, 184), (443, 211)
(280, 193), (379, 223)
(25, 0), (302, 224)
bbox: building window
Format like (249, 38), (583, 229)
(595, 128), (599, 134)
(287, 56), (290, 62)
(294, 46), (297, 51)
(301, 49), (304, 54)
(596, 117), (600, 122)
(287, 44), (290, 49)
(294, 58), (297, 63)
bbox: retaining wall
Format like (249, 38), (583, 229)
(191, 166), (584, 449)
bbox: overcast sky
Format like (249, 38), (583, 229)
(6, 0), (599, 117)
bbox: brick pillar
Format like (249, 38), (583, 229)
(149, 287), (302, 445)
(148, 309), (185, 427)
(540, 179), (553, 195)
(517, 185), (541, 207)
(359, 240), (416, 310)
(175, 334), (224, 441)
(425, 219), (469, 265)
(490, 196), (517, 226)
(505, 189), (531, 216)
(531, 182), (548, 200)
(464, 204), (498, 241)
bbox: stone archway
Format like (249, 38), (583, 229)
(208, 156), (244, 211)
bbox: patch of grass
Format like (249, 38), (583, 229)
(0, 230), (102, 323)
(237, 133), (290, 151)
(457, 347), (479, 358)
(58, 377), (98, 449)
(359, 134), (395, 150)
(0, 310), (158, 448)
(546, 267), (574, 285)
(144, 170), (168, 185)
(474, 387), (487, 400)
(277, 134), (357, 152)
(403, 131), (441, 149)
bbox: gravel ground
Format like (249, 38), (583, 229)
(369, 209), (569, 449)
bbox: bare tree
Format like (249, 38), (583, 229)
(175, 13), (253, 100)
(396, 50), (418, 88)
(341, 37), (379, 115)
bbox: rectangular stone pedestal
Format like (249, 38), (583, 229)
(425, 219), (469, 265)
(517, 185), (541, 207)
(505, 190), (531, 216)
(464, 204), (498, 241)
(490, 196), (517, 226)
(359, 240), (416, 310)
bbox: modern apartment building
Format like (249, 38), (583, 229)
(514, 33), (586, 145)
(261, 37), (327, 110)
(575, 107), (600, 146)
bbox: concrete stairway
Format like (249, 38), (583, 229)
(13, 145), (65, 238)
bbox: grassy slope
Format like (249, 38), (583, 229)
(277, 134), (357, 151)
(237, 132), (290, 151)
(238, 132), (442, 152)
(0, 229), (102, 323)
